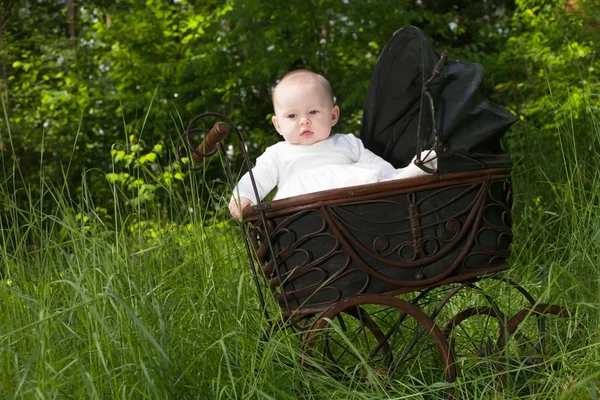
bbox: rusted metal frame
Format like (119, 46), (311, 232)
(380, 266), (508, 298)
(493, 304), (573, 387)
(277, 261), (373, 317)
(409, 192), (424, 257)
(463, 282), (507, 323)
(263, 244), (309, 280)
(473, 233), (511, 256)
(302, 295), (457, 392)
(264, 208), (327, 249)
(443, 306), (507, 358)
(274, 257), (355, 303)
(412, 279), (504, 319)
(241, 227), (271, 321)
(329, 183), (482, 257)
(267, 234), (340, 287)
(214, 123), (292, 317)
(276, 312), (340, 337)
(372, 283), (467, 361)
(284, 270), (514, 316)
(245, 171), (510, 221)
(389, 282), (474, 370)
(329, 182), (481, 241)
(268, 251), (321, 290)
(497, 304), (571, 349)
(322, 306), (392, 367)
(428, 283), (475, 320)
(256, 210), (328, 280)
(480, 182), (513, 263)
(323, 183), (489, 289)
(270, 264), (324, 293)
(328, 181), (480, 227)
(330, 199), (412, 226)
(253, 172), (504, 324)
(438, 281), (509, 357)
(469, 229), (511, 268)
(264, 227), (332, 279)
(368, 303), (413, 360)
(488, 275), (537, 306)
(279, 289), (343, 318)
(276, 262), (368, 305)
(483, 184), (512, 223)
(176, 119), (217, 172)
(242, 170), (511, 221)
(391, 279), (508, 371)
(332, 182), (485, 263)
(264, 213), (340, 288)
(370, 277), (508, 359)
(273, 207), (369, 317)
(329, 187), (481, 270)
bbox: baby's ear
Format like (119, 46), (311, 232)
(272, 115), (282, 134)
(331, 105), (340, 126)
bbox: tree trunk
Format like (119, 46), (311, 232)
(104, 8), (111, 28)
(0, 0), (10, 113)
(66, 0), (76, 43)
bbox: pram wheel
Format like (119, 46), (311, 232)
(444, 306), (505, 358)
(496, 304), (583, 384)
(301, 294), (456, 396)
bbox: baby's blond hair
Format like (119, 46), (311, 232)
(272, 70), (334, 105)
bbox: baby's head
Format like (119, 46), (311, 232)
(271, 70), (340, 145)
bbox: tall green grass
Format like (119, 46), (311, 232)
(1, 97), (599, 399)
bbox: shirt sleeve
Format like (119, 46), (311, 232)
(232, 144), (279, 204)
(344, 134), (398, 178)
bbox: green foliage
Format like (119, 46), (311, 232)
(496, 0), (599, 152)
(1, 0), (519, 223)
(0, 120), (599, 397)
(2, 0), (599, 258)
(1, 1), (600, 397)
(108, 134), (185, 209)
(488, 0), (600, 259)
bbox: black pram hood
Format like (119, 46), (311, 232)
(360, 26), (518, 173)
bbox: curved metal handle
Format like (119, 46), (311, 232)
(176, 113), (233, 171)
(175, 111), (272, 320)
(191, 121), (229, 163)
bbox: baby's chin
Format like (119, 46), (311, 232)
(295, 134), (330, 145)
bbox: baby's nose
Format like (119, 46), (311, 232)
(300, 116), (310, 125)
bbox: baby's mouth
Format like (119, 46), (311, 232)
(300, 130), (313, 136)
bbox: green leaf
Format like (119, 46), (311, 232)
(140, 152), (157, 164)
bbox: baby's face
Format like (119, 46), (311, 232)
(271, 81), (339, 145)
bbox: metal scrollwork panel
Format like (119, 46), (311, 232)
(328, 183), (489, 288)
(462, 179), (512, 272)
(256, 209), (371, 312)
(249, 174), (513, 314)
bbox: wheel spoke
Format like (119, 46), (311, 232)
(302, 294), (455, 390)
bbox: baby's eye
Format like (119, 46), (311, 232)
(286, 113), (296, 119)
(309, 110), (319, 115)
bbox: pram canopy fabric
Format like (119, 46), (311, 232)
(360, 26), (518, 173)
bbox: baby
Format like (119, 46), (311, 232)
(229, 70), (435, 220)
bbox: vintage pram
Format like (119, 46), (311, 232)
(178, 26), (572, 393)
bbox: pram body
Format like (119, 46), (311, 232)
(243, 169), (512, 318)
(179, 25), (572, 395)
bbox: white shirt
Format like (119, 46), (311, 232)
(233, 133), (433, 203)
